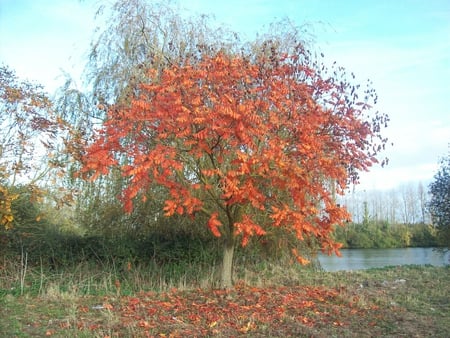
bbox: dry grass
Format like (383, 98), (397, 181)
(1, 264), (448, 337)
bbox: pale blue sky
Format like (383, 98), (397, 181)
(1, 0), (449, 191)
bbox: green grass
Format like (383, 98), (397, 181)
(1, 261), (448, 337)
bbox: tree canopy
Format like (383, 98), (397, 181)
(80, 35), (389, 286)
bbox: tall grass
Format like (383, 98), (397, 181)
(0, 250), (320, 299)
(1, 258), (214, 298)
(0, 223), (321, 299)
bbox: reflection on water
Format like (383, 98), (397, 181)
(318, 247), (450, 272)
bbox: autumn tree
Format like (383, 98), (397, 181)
(0, 65), (57, 229)
(428, 150), (450, 248)
(56, 0), (241, 234)
(80, 39), (388, 286)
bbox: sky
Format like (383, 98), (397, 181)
(1, 0), (449, 192)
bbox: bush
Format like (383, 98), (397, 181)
(332, 221), (438, 249)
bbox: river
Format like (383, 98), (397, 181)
(318, 247), (450, 272)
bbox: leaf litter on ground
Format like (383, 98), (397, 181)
(1, 265), (448, 337)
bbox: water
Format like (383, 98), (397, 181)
(318, 247), (450, 272)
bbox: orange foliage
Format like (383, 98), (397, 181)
(80, 50), (387, 260)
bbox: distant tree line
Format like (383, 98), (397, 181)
(340, 182), (431, 225)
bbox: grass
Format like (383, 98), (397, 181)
(0, 259), (449, 337)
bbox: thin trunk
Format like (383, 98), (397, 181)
(220, 207), (236, 288)
(220, 237), (235, 288)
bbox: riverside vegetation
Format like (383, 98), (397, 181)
(1, 218), (449, 337)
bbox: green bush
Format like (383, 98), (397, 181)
(410, 224), (438, 247)
(333, 221), (438, 249)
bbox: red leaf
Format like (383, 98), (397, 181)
(207, 212), (222, 237)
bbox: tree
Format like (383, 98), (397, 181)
(428, 150), (450, 248)
(56, 0), (242, 236)
(80, 42), (388, 287)
(0, 65), (57, 229)
(417, 182), (429, 224)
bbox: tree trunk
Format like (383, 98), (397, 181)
(220, 236), (235, 288)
